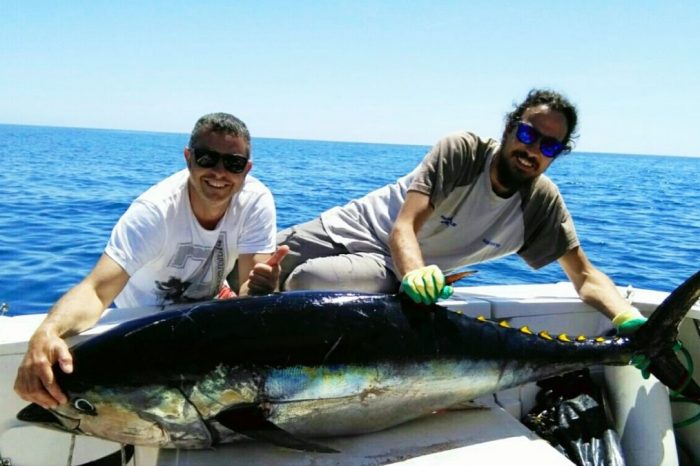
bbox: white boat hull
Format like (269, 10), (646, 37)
(1, 283), (698, 466)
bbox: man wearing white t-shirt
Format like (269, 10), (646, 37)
(15, 113), (288, 409)
(278, 90), (646, 334)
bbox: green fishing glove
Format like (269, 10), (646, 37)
(401, 265), (453, 305)
(613, 308), (651, 378)
(612, 308), (648, 335)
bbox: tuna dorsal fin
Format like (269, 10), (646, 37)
(214, 404), (339, 453)
(445, 270), (477, 284)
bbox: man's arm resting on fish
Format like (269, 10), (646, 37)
(560, 246), (651, 377)
(558, 246), (637, 320)
(390, 191), (452, 304)
(14, 253), (129, 409)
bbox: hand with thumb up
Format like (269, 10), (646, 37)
(244, 245), (290, 295)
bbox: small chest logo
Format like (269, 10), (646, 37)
(440, 215), (457, 227)
(482, 238), (502, 248)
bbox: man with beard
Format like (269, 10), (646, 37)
(276, 89), (645, 330)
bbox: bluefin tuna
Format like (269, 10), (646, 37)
(17, 271), (700, 452)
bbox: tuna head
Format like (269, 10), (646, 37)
(17, 384), (213, 448)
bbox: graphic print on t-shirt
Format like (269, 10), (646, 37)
(155, 232), (228, 305)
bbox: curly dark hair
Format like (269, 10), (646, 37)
(503, 89), (579, 153)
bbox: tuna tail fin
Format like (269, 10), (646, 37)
(633, 270), (700, 399)
(646, 350), (700, 400)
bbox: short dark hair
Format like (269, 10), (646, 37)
(504, 89), (578, 153)
(189, 113), (251, 156)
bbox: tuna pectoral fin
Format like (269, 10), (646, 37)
(215, 405), (339, 453)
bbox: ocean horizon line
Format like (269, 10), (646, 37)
(1, 121), (697, 159)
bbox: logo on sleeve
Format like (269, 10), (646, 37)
(440, 215), (457, 227)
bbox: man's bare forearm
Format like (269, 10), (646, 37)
(574, 268), (634, 320)
(39, 281), (109, 338)
(389, 224), (426, 278)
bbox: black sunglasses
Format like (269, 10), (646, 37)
(191, 148), (248, 174)
(515, 122), (565, 158)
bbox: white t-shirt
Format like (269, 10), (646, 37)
(106, 169), (276, 308)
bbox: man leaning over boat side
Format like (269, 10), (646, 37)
(14, 112), (289, 410)
(277, 89), (646, 335)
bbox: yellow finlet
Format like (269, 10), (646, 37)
(557, 333), (572, 342)
(519, 326), (533, 335)
(595, 337), (606, 343)
(576, 335), (587, 342)
(476, 315), (487, 322)
(499, 320), (511, 328)
(538, 330), (553, 341)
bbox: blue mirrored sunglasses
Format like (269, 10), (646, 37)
(515, 122), (565, 158)
(191, 148), (248, 173)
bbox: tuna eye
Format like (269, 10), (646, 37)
(73, 398), (97, 416)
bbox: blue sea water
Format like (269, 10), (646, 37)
(1, 124), (698, 315)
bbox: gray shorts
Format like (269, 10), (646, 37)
(278, 218), (400, 293)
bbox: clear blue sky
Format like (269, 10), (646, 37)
(2, 0), (699, 156)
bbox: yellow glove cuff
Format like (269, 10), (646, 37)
(612, 307), (644, 328)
